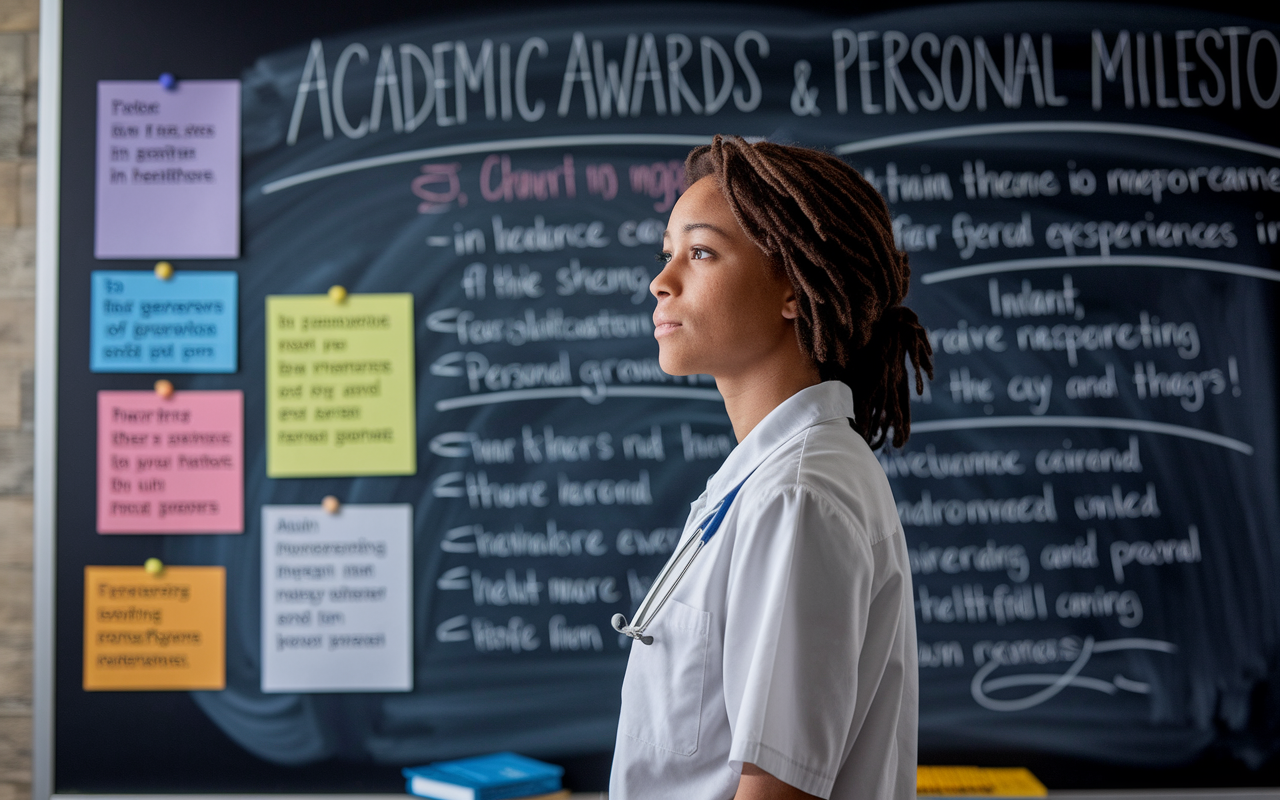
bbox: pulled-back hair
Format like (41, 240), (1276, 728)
(684, 135), (933, 450)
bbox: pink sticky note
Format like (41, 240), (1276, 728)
(97, 390), (243, 534)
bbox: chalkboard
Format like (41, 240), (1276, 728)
(41, 0), (1280, 794)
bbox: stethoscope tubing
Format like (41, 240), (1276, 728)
(615, 471), (753, 644)
(626, 536), (705, 643)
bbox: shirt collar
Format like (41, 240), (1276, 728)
(703, 380), (856, 502)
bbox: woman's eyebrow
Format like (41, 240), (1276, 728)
(680, 222), (730, 236)
(662, 222), (731, 240)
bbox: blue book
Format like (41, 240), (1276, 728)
(402, 752), (564, 800)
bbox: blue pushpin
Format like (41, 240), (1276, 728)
(159, 72), (176, 90)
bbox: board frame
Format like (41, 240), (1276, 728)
(33, 0), (63, 798)
(26, 0), (1280, 797)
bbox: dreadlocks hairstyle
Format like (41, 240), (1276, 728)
(684, 135), (934, 450)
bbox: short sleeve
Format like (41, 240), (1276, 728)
(721, 485), (874, 799)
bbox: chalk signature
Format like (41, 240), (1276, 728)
(971, 636), (1177, 712)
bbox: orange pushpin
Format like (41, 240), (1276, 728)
(154, 261), (174, 280)
(144, 557), (164, 576)
(321, 495), (341, 514)
(154, 379), (175, 398)
(328, 285), (348, 304)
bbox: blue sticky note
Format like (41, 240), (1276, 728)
(91, 270), (238, 373)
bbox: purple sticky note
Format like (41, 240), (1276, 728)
(95, 80), (240, 259)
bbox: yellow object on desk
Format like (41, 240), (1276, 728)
(917, 766), (1047, 797)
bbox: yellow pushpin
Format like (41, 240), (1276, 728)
(144, 557), (164, 576)
(154, 379), (175, 398)
(321, 495), (341, 514)
(328, 285), (348, 304)
(154, 261), (174, 280)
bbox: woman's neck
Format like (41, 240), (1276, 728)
(716, 351), (822, 443)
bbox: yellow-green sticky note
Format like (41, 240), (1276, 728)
(266, 293), (416, 477)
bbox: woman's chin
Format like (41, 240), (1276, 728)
(657, 347), (699, 377)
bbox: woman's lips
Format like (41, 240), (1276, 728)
(654, 321), (682, 338)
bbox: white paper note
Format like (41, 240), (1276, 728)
(261, 504), (413, 692)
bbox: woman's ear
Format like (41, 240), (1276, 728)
(781, 287), (800, 320)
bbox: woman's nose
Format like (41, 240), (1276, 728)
(650, 258), (678, 299)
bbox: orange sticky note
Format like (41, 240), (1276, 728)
(83, 566), (225, 691)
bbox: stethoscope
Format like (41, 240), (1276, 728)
(611, 471), (753, 645)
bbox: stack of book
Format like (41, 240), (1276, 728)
(403, 752), (568, 800)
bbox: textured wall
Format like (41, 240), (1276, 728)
(0, 0), (37, 798)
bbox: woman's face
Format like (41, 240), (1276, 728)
(651, 176), (800, 380)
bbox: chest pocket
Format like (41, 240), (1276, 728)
(619, 599), (711, 756)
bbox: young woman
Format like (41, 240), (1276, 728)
(609, 136), (933, 800)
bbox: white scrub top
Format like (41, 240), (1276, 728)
(610, 380), (917, 800)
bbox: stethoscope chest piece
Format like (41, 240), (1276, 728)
(612, 613), (653, 645)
